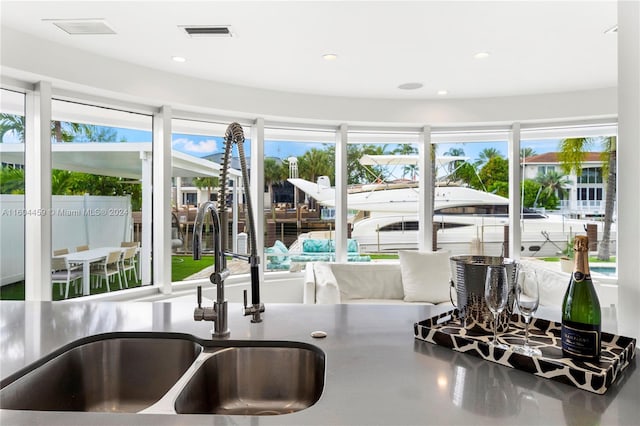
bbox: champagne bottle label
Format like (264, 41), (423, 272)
(561, 319), (601, 360)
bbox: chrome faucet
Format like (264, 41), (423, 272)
(218, 122), (264, 324)
(192, 121), (265, 337)
(193, 201), (230, 337)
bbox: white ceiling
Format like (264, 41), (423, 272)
(0, 1), (618, 100)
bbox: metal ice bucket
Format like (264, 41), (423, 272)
(449, 255), (518, 334)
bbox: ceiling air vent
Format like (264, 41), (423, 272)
(45, 18), (116, 35)
(180, 25), (234, 38)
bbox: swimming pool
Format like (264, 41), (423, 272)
(591, 266), (617, 276)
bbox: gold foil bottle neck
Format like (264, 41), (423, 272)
(574, 235), (589, 252)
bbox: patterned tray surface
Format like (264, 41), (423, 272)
(414, 310), (636, 394)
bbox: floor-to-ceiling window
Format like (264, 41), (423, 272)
(521, 126), (617, 275)
(346, 130), (420, 256)
(263, 126), (336, 272)
(0, 89), (26, 299)
(49, 99), (152, 298)
(171, 118), (249, 280)
(432, 132), (510, 257)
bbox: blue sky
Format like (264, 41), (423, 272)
(168, 135), (566, 162)
(0, 121), (584, 163)
(8, 123), (587, 163)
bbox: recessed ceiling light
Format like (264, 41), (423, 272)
(604, 25), (618, 34)
(473, 52), (490, 59)
(172, 56), (187, 63)
(398, 82), (423, 90)
(322, 53), (338, 61)
(437, 90), (448, 96)
(44, 18), (116, 35)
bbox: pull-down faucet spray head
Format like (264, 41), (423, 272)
(192, 201), (230, 338)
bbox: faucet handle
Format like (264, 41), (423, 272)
(194, 285), (205, 321)
(243, 289), (265, 323)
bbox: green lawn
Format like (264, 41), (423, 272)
(0, 256), (213, 301)
(369, 253), (399, 260)
(0, 281), (24, 300)
(172, 255), (213, 281)
(0, 275), (143, 301)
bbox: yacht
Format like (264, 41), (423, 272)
(288, 156), (611, 257)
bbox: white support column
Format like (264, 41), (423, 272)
(24, 81), (52, 301)
(335, 124), (348, 262)
(418, 126), (433, 251)
(617, 0), (640, 340)
(508, 122), (522, 260)
(250, 118), (265, 279)
(153, 106), (172, 294)
(140, 151), (153, 285)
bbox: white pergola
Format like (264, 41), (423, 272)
(0, 142), (242, 285)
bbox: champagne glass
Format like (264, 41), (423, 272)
(484, 265), (510, 350)
(514, 271), (542, 356)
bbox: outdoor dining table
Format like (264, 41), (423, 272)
(63, 247), (126, 296)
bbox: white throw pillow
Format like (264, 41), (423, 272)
(399, 250), (451, 303)
(330, 263), (404, 301)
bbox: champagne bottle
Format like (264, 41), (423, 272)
(561, 235), (601, 361)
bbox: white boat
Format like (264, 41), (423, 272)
(288, 156), (614, 257)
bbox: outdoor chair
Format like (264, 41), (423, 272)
(120, 246), (138, 287)
(121, 241), (140, 279)
(53, 248), (69, 256)
(51, 256), (83, 299)
(90, 251), (123, 292)
(75, 245), (89, 252)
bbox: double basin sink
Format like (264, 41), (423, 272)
(0, 333), (325, 416)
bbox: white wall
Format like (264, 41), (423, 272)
(1, 194), (132, 286)
(616, 0), (640, 340)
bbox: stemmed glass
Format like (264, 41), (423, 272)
(484, 265), (510, 350)
(514, 271), (542, 356)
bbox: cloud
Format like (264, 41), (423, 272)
(172, 138), (218, 154)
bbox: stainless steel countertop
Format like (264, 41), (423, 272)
(0, 301), (637, 425)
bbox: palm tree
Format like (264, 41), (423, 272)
(193, 177), (219, 203)
(444, 147), (466, 177)
(0, 113), (88, 143)
(347, 144), (389, 184)
(51, 169), (75, 195)
(0, 113), (25, 143)
(475, 147), (502, 168)
(520, 147), (537, 160)
(264, 157), (287, 205)
(558, 136), (616, 260)
(393, 143), (418, 179)
(0, 167), (25, 193)
(298, 147), (334, 184)
(534, 170), (572, 200)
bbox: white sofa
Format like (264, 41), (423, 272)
(303, 251), (454, 306)
(304, 256), (617, 310)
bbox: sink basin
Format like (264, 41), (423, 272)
(1, 334), (325, 416)
(174, 343), (325, 415)
(0, 335), (202, 412)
